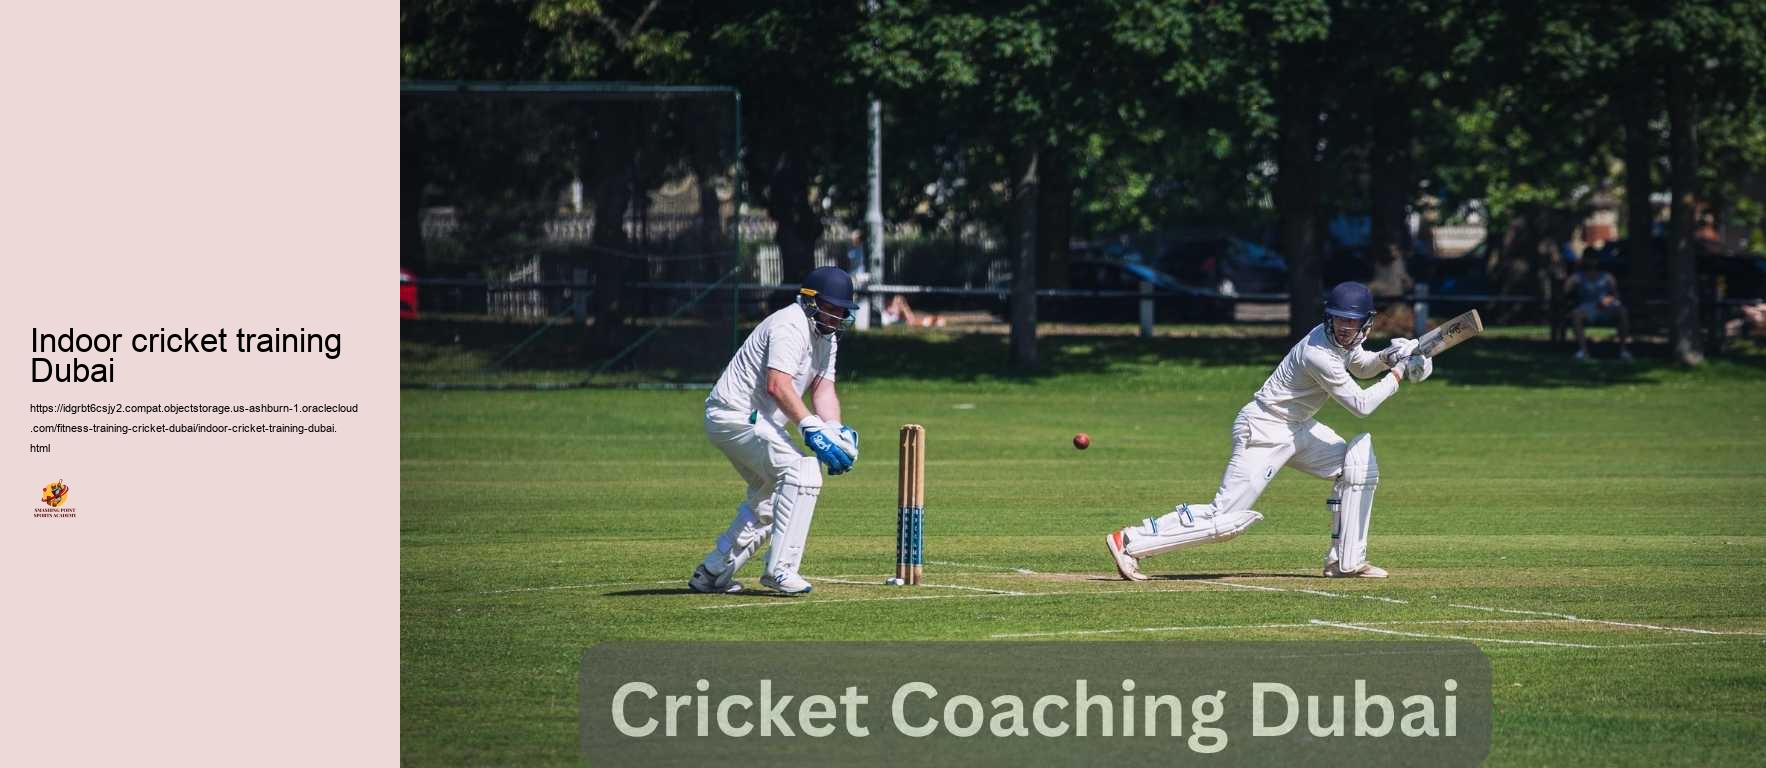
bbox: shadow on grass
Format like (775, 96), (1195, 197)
(603, 588), (804, 599)
(403, 315), (1766, 389)
(1147, 572), (1326, 581)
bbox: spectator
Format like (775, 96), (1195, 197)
(881, 294), (945, 328)
(1725, 300), (1766, 341)
(1565, 248), (1633, 362)
(844, 231), (872, 329)
(844, 231), (867, 277)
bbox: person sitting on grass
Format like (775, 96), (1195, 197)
(881, 294), (945, 328)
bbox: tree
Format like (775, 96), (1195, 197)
(402, 0), (697, 341)
(698, 3), (872, 282)
(863, 0), (1224, 368)
(1235, 0), (1333, 337)
(1331, 0), (1482, 299)
(1655, 0), (1766, 364)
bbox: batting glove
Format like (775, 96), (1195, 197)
(1402, 354), (1433, 382)
(1378, 338), (1418, 368)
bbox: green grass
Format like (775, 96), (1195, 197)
(402, 331), (1766, 766)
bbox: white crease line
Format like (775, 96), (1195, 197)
(1471, 641), (1733, 652)
(1450, 603), (1766, 637)
(1198, 579), (1410, 605)
(477, 579), (678, 594)
(694, 586), (1208, 610)
(926, 560), (1037, 574)
(994, 623), (1314, 638)
(477, 573), (987, 596)
(1310, 620), (1602, 648)
(819, 578), (1023, 595)
(1567, 641), (1729, 649)
(990, 618), (1562, 639)
(1201, 581), (1285, 593)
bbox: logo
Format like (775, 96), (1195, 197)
(42, 479), (68, 507)
(34, 479), (75, 518)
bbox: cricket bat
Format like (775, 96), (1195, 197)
(1414, 309), (1484, 358)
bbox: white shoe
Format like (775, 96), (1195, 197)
(1106, 530), (1149, 581)
(1619, 349), (1634, 362)
(688, 564), (744, 594)
(760, 572), (813, 594)
(1323, 561), (1389, 578)
(1573, 349), (1591, 362)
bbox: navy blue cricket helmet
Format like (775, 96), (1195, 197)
(799, 266), (858, 336)
(799, 266), (859, 310)
(1324, 281), (1376, 321)
(1323, 281), (1376, 348)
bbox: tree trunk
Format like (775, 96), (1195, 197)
(1036, 148), (1073, 290)
(1619, 69), (1657, 302)
(1666, 62), (1704, 365)
(590, 173), (632, 341)
(1010, 145), (1040, 371)
(1368, 94), (1414, 299)
(1277, 43), (1325, 338)
(401, 113), (429, 271)
(586, 115), (639, 343)
(770, 148), (822, 285)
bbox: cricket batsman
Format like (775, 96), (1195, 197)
(1105, 281), (1432, 580)
(689, 267), (861, 595)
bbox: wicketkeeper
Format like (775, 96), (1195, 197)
(1105, 281), (1432, 580)
(690, 267), (861, 595)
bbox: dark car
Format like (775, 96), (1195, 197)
(1159, 236), (1289, 297)
(1409, 241), (1495, 318)
(993, 259), (1206, 323)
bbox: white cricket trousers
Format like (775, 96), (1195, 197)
(700, 407), (822, 579)
(1123, 402), (1373, 568)
(1212, 402), (1351, 512)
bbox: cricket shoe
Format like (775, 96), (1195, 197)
(1106, 530), (1149, 581)
(688, 564), (744, 594)
(1323, 561), (1389, 579)
(759, 572), (813, 595)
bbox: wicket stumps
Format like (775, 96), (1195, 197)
(896, 424), (926, 585)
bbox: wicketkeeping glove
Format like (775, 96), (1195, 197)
(829, 423), (860, 460)
(1378, 338), (1418, 368)
(799, 416), (855, 474)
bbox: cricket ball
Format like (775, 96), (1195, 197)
(1073, 433), (1091, 450)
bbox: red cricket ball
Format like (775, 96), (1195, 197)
(1073, 433), (1091, 450)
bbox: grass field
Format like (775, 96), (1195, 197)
(402, 330), (1766, 766)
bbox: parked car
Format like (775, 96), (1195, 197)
(992, 259), (1207, 323)
(1158, 236), (1289, 297)
(400, 268), (419, 319)
(1406, 240), (1496, 318)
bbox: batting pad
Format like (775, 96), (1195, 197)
(1122, 503), (1264, 559)
(764, 456), (823, 578)
(1329, 433), (1379, 570)
(701, 501), (767, 579)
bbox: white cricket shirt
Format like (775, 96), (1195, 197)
(1250, 323), (1398, 422)
(706, 304), (838, 426)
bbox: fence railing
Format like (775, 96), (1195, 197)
(408, 274), (1760, 337)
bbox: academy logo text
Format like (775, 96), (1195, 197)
(35, 479), (76, 518)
